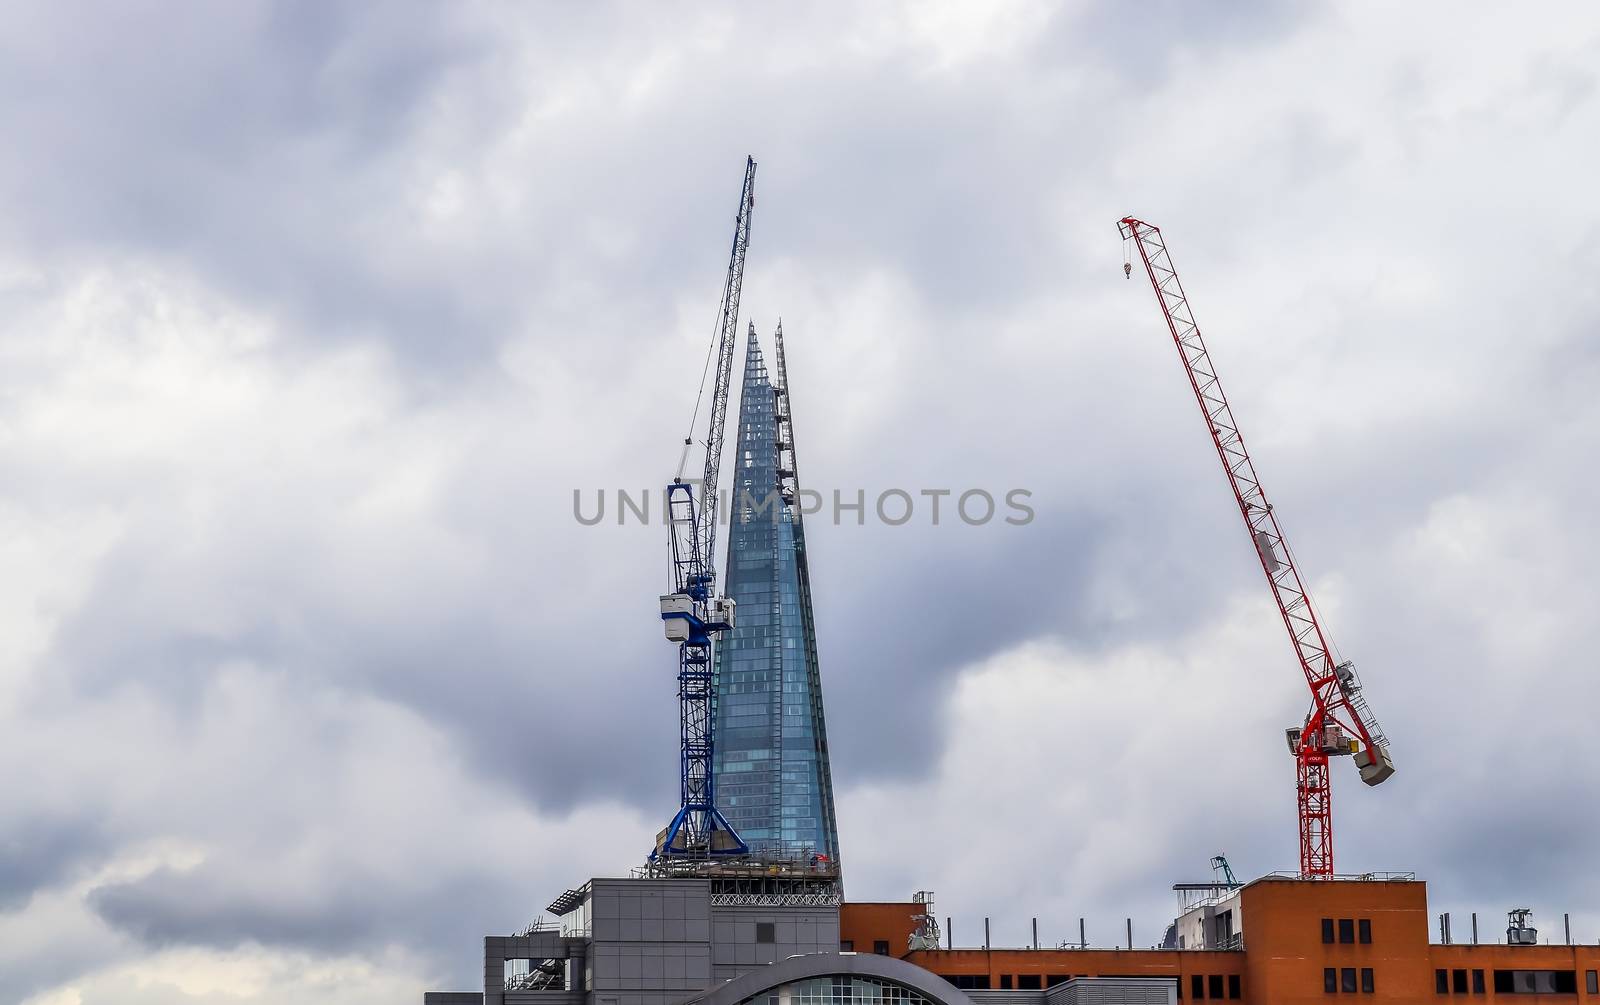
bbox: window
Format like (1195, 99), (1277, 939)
(1326, 968), (1338, 994)
(1322, 919), (1336, 944)
(1493, 970), (1577, 994)
(1192, 974), (1205, 999)
(1214, 910), (1235, 946)
(1472, 970), (1484, 994)
(756, 923), (775, 944)
(1209, 975), (1224, 1000)
(1046, 976), (1068, 988)
(1361, 968), (1374, 994)
(1228, 974), (1241, 999)
(1588, 971), (1599, 995)
(1436, 969), (1449, 994)
(1453, 970), (1467, 994)
(1338, 919), (1355, 944)
(943, 975), (991, 990)
(839, 940), (854, 952)
(873, 941), (889, 956)
(1018, 975), (1042, 990)
(1358, 919), (1372, 944)
(1342, 968), (1357, 994)
(1000, 976), (1013, 990)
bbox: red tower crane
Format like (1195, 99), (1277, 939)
(1119, 216), (1395, 877)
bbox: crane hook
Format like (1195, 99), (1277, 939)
(1123, 262), (1132, 279)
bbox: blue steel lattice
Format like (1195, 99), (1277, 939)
(653, 157), (756, 861)
(655, 482), (747, 858)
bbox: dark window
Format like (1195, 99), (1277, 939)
(1588, 971), (1599, 995)
(1325, 968), (1338, 994)
(1358, 919), (1372, 944)
(1453, 970), (1467, 994)
(1338, 919), (1355, 944)
(1192, 974), (1205, 999)
(1018, 975), (1042, 990)
(839, 940), (854, 952)
(1472, 970), (1484, 994)
(1209, 975), (1224, 1000)
(1046, 976), (1068, 988)
(943, 975), (991, 990)
(1000, 976), (1012, 990)
(1545, 970), (1575, 993)
(1322, 918), (1336, 944)
(1491, 969), (1575, 993)
(873, 941), (889, 956)
(1228, 974), (1241, 999)
(755, 923), (775, 944)
(1342, 968), (1357, 994)
(1361, 968), (1374, 994)
(1436, 969), (1449, 994)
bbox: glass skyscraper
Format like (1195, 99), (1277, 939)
(712, 324), (840, 862)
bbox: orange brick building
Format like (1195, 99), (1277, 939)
(841, 876), (1600, 1004)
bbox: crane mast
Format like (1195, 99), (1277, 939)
(653, 158), (757, 860)
(1119, 216), (1394, 877)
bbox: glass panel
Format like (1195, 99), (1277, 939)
(743, 975), (935, 1005)
(711, 333), (838, 862)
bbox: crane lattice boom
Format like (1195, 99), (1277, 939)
(697, 156), (757, 580)
(652, 158), (758, 861)
(1119, 216), (1394, 877)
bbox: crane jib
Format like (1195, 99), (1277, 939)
(697, 157), (757, 584)
(1120, 216), (1394, 878)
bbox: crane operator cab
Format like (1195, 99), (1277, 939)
(660, 594), (736, 643)
(1284, 721), (1395, 785)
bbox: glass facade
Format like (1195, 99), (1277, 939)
(741, 976), (933, 1005)
(712, 329), (840, 861)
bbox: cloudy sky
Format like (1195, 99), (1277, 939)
(3, 2), (1599, 1001)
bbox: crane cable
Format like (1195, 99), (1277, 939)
(667, 294), (730, 592)
(677, 279), (730, 482)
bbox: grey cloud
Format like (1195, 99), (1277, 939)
(3, 1), (1600, 1000)
(87, 862), (506, 955)
(0, 813), (109, 911)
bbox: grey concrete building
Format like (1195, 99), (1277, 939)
(425, 867), (842, 1005)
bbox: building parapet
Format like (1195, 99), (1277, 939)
(1257, 870), (1415, 882)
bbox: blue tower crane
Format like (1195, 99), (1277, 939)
(653, 157), (756, 860)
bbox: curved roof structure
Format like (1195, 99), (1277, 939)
(678, 951), (973, 1005)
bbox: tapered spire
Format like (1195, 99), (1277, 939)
(711, 321), (840, 864)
